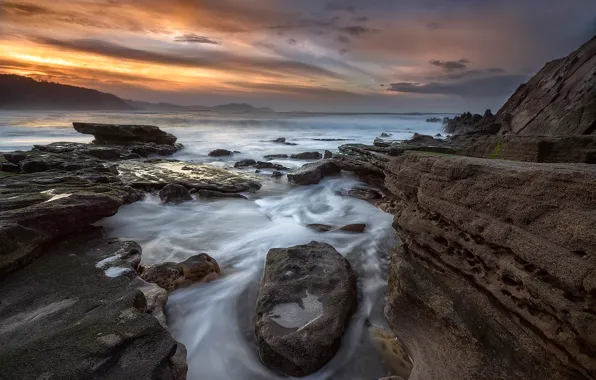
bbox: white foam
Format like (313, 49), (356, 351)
(104, 267), (131, 277)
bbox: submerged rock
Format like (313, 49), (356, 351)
(287, 160), (340, 185)
(197, 189), (247, 199)
(324, 150), (333, 159)
(255, 242), (357, 377)
(338, 187), (383, 201)
(369, 326), (412, 380)
(306, 223), (367, 233)
(73, 122), (178, 145)
(208, 149), (233, 157)
(263, 154), (289, 160)
(271, 137), (298, 146)
(380, 132), (392, 137)
(254, 161), (289, 170)
(271, 171), (284, 178)
(291, 151), (322, 160)
(159, 183), (192, 204)
(140, 253), (220, 293)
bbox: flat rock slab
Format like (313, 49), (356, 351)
(118, 161), (261, 193)
(255, 241), (357, 377)
(73, 122), (177, 145)
(0, 229), (184, 380)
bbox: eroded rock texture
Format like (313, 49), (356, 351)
(384, 152), (596, 380)
(495, 36), (596, 136)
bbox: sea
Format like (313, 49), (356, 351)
(0, 111), (446, 380)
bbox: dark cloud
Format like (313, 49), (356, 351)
(30, 37), (343, 80)
(339, 48), (348, 55)
(428, 69), (483, 80)
(353, 16), (368, 22)
(426, 22), (440, 31)
(340, 25), (375, 36)
(326, 2), (356, 13)
(387, 74), (529, 97)
(287, 38), (297, 45)
(429, 59), (469, 71)
(174, 33), (219, 44)
(487, 68), (506, 73)
(337, 35), (350, 44)
(227, 81), (359, 98)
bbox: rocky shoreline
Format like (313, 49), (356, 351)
(1, 35), (595, 380)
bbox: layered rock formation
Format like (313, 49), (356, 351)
(383, 152), (596, 380)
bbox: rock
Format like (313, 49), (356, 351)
(324, 150), (333, 159)
(435, 133), (443, 137)
(271, 137), (297, 146)
(495, 36), (596, 136)
(409, 133), (436, 144)
(254, 161), (289, 170)
(117, 161), (261, 193)
(368, 326), (412, 380)
(35, 141), (181, 158)
(383, 152), (596, 379)
(0, 229), (185, 380)
(197, 190), (247, 199)
(306, 223), (367, 233)
(140, 253), (220, 292)
(159, 183), (192, 204)
(0, 169), (141, 277)
(380, 132), (392, 137)
(255, 169), (261, 173)
(426, 117), (442, 123)
(271, 171), (283, 178)
(73, 122), (177, 145)
(3, 152), (27, 164)
(287, 160), (340, 185)
(263, 154), (289, 160)
(339, 187), (382, 201)
(0, 162), (19, 173)
(208, 149), (233, 157)
(133, 277), (169, 328)
(234, 159), (257, 168)
(255, 242), (357, 377)
(290, 151), (322, 160)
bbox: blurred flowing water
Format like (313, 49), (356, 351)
(0, 110), (446, 379)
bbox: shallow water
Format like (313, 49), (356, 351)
(0, 111), (444, 379)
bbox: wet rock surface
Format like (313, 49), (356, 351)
(291, 151), (322, 160)
(306, 223), (367, 233)
(159, 184), (192, 204)
(208, 149), (233, 157)
(287, 160), (340, 185)
(0, 229), (186, 380)
(255, 241), (357, 377)
(140, 253), (220, 293)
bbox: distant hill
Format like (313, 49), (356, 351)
(127, 100), (275, 114)
(0, 74), (134, 110)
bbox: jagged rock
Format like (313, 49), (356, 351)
(263, 154), (289, 160)
(73, 122), (177, 145)
(271, 171), (283, 178)
(271, 137), (297, 146)
(197, 190), (247, 199)
(410, 133), (436, 144)
(383, 152), (596, 379)
(324, 150), (333, 159)
(495, 36), (596, 136)
(208, 149), (233, 157)
(254, 161), (289, 170)
(426, 117), (442, 123)
(117, 161), (261, 193)
(380, 132), (392, 137)
(0, 162), (19, 173)
(338, 187), (383, 201)
(0, 229), (186, 380)
(140, 253), (220, 293)
(255, 242), (357, 377)
(159, 184), (192, 204)
(290, 151), (322, 160)
(287, 160), (340, 185)
(234, 159), (257, 168)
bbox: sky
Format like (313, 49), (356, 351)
(0, 0), (595, 112)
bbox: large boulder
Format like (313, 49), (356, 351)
(208, 149), (233, 157)
(0, 229), (186, 380)
(255, 241), (357, 377)
(287, 160), (340, 185)
(73, 122), (177, 145)
(234, 159), (257, 168)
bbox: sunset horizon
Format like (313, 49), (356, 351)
(2, 0), (594, 112)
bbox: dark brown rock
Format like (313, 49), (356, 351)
(73, 122), (177, 145)
(324, 150), (333, 159)
(290, 151), (322, 160)
(263, 154), (289, 160)
(208, 149), (233, 157)
(255, 161), (289, 170)
(234, 159), (257, 168)
(197, 190), (247, 199)
(255, 242), (357, 377)
(140, 253), (220, 293)
(287, 160), (340, 185)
